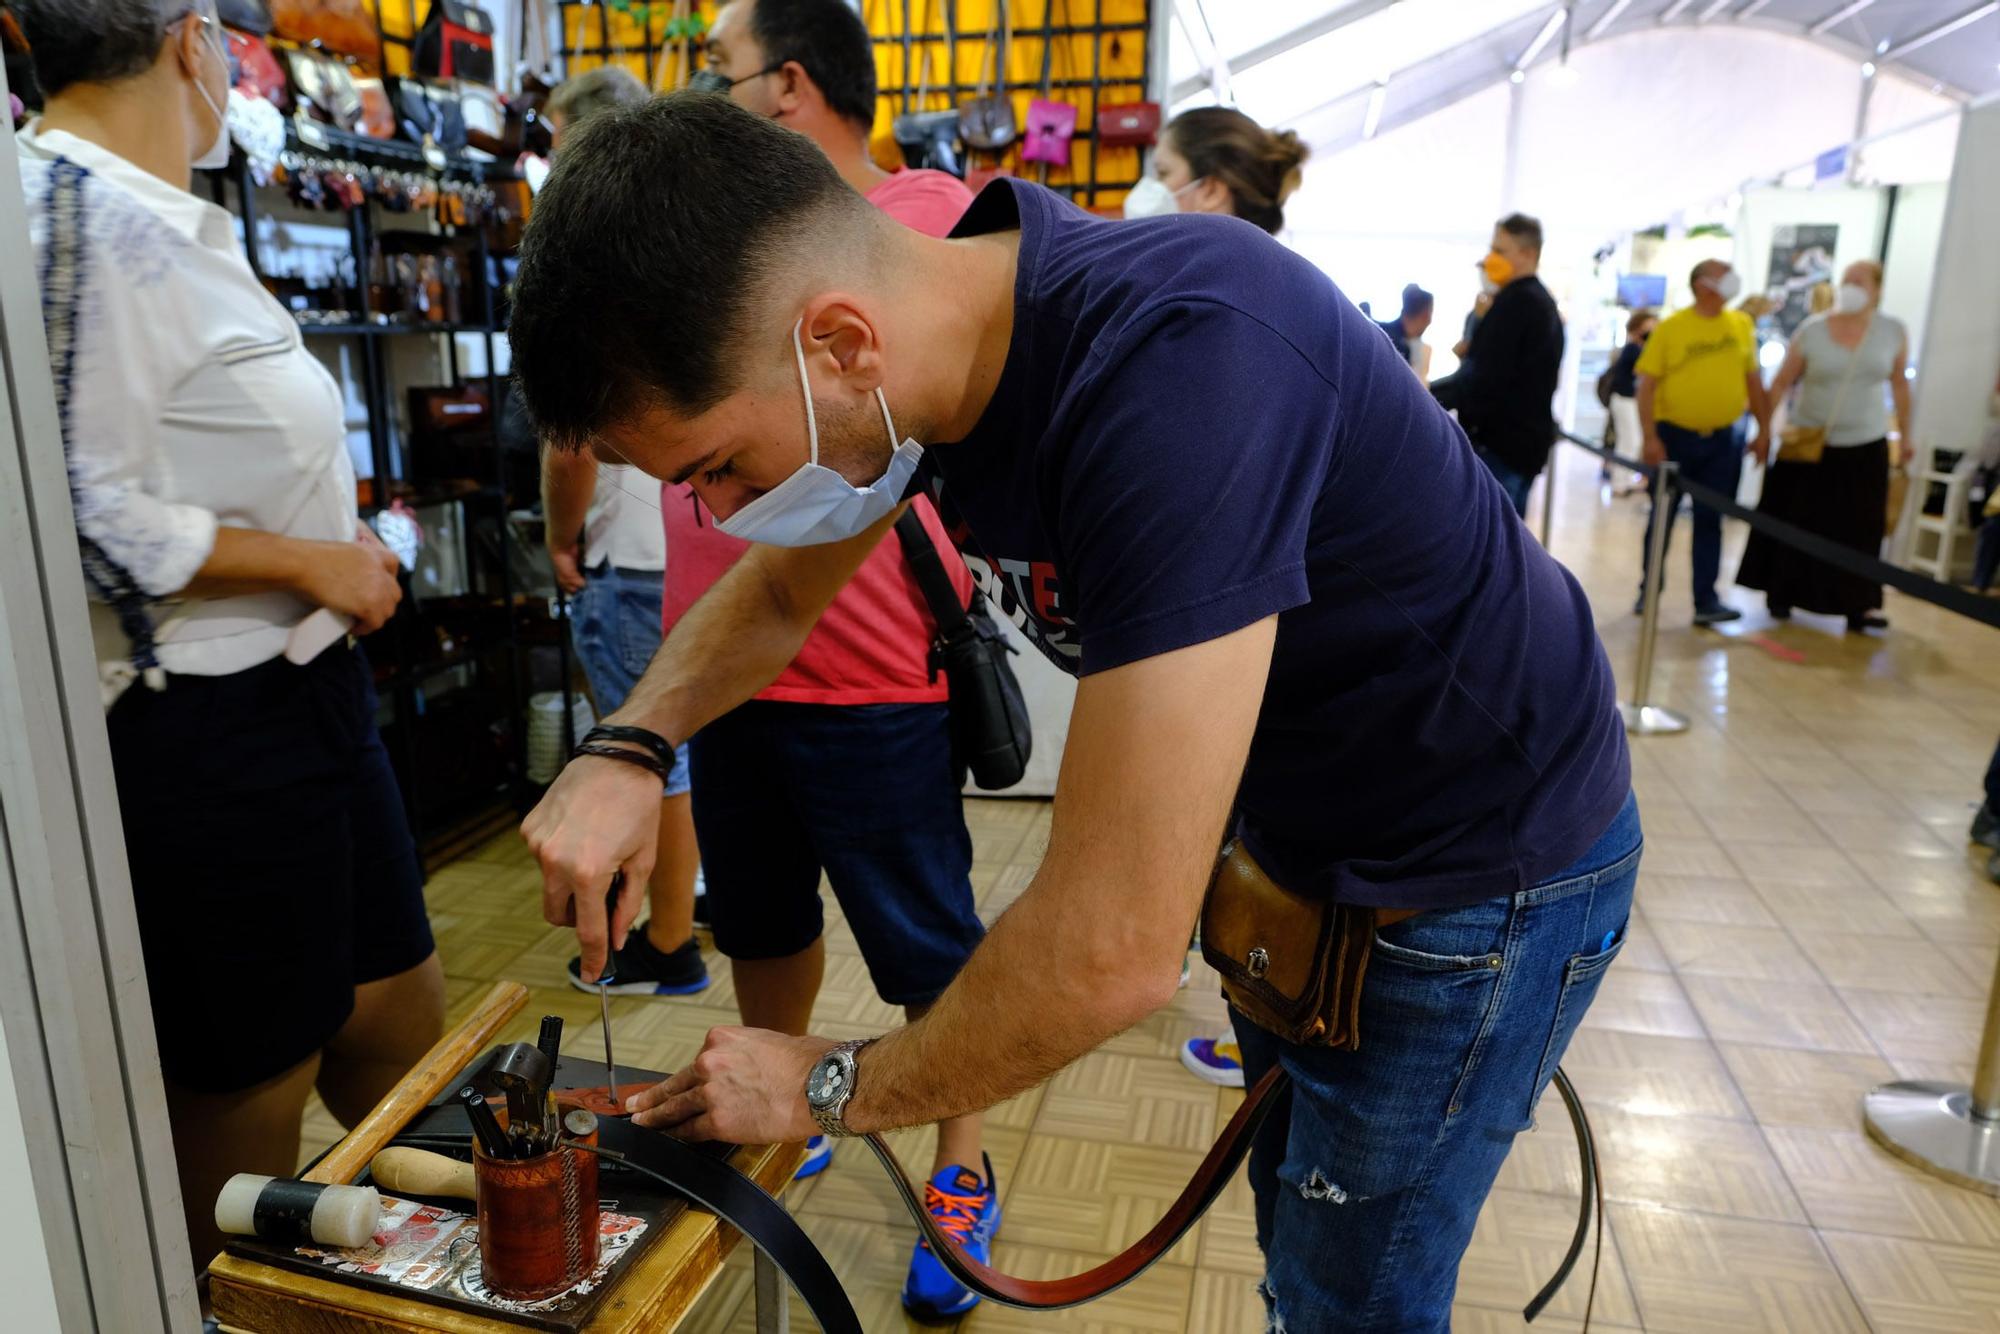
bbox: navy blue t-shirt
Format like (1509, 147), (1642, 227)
(921, 180), (1630, 909)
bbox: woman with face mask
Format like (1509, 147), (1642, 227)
(1737, 260), (1911, 631)
(1123, 106), (1309, 236)
(1128, 106), (1311, 1093)
(14, 0), (444, 1270)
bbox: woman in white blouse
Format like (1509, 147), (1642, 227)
(15, 0), (443, 1269)
(1738, 259), (1911, 632)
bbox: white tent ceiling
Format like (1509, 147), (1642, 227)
(1169, 0), (1999, 157)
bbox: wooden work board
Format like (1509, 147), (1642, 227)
(210, 1049), (806, 1333)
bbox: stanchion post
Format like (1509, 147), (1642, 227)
(1864, 943), (2000, 1194)
(1619, 461), (1690, 736)
(1539, 448), (1557, 549)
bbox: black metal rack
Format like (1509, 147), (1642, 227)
(203, 125), (532, 865)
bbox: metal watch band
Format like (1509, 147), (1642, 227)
(808, 1038), (874, 1138)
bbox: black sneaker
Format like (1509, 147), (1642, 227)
(568, 927), (710, 997)
(1692, 605), (1742, 627)
(1972, 802), (2000, 850)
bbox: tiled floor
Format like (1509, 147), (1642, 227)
(306, 447), (2000, 1330)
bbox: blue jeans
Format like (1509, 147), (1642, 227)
(1640, 422), (1744, 612)
(1233, 791), (1642, 1333)
(572, 564), (689, 794)
(1474, 447), (1535, 518)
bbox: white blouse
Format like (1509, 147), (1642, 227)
(18, 125), (358, 698)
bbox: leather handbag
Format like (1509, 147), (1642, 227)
(1095, 100), (1160, 147)
(269, 0), (379, 61)
(1200, 839), (1378, 1049)
(388, 76), (467, 151)
(892, 511), (1032, 791)
(218, 0), (274, 35)
(225, 28), (289, 109)
(1776, 318), (1867, 465)
(284, 47), (362, 131)
(957, 0), (1016, 151)
(1019, 0), (1074, 168)
(415, 0), (497, 85)
(352, 75), (396, 138)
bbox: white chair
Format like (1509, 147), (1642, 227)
(1898, 444), (1978, 583)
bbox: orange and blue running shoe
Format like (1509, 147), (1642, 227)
(901, 1154), (1000, 1321)
(1179, 1034), (1245, 1088)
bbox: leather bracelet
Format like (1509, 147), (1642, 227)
(570, 742), (671, 784)
(582, 724), (677, 772)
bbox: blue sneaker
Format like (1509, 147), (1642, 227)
(1179, 1035), (1245, 1089)
(793, 1135), (832, 1182)
(901, 1155), (1000, 1321)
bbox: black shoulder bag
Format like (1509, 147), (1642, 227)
(892, 511), (1032, 790)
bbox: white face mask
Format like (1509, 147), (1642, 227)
(1835, 282), (1872, 314)
(715, 320), (924, 547)
(1701, 269), (1743, 302)
(1123, 176), (1198, 219)
(188, 13), (231, 170)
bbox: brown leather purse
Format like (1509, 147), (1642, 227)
(1200, 839), (1377, 1049)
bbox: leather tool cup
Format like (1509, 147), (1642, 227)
(473, 1119), (599, 1301)
(1201, 840), (1375, 1049)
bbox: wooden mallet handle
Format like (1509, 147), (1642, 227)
(369, 1147), (478, 1201)
(304, 979), (529, 1186)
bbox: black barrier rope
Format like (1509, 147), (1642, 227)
(1555, 431), (2000, 633)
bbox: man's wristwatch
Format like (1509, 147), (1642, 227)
(804, 1038), (874, 1138)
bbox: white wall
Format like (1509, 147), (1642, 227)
(1882, 182), (1948, 370)
(0, 1021), (63, 1332)
(1734, 184), (1888, 302)
(1912, 100), (2000, 456)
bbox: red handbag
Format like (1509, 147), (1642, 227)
(415, 0), (496, 86)
(225, 28), (289, 110)
(1096, 100), (1160, 148)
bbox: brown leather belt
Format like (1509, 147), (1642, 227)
(865, 1065), (1291, 1308)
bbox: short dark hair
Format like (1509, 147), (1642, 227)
(16, 0), (176, 97)
(739, 0), (878, 132)
(1400, 284), (1434, 318)
(1496, 212), (1543, 255)
(1625, 307), (1657, 336)
(510, 93), (872, 448)
(1690, 259), (1725, 290)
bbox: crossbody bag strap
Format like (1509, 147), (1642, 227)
(892, 508), (972, 640)
(1817, 315), (1870, 430)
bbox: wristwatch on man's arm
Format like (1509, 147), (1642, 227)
(804, 1038), (875, 1138)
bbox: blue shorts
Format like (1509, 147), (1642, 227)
(688, 700), (982, 1007)
(571, 564), (689, 796)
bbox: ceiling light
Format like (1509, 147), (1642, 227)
(1549, 63), (1582, 86)
(1861, 60), (1876, 76)
(1510, 69), (1526, 84)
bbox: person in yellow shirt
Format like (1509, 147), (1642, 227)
(1634, 259), (1773, 625)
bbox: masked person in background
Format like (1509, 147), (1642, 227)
(1736, 260), (1910, 632)
(1116, 103), (1314, 1094)
(1429, 214), (1565, 517)
(15, 0), (443, 1272)
(1122, 104), (1308, 234)
(540, 65), (712, 999)
(1634, 259), (1776, 626)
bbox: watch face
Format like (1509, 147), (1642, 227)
(806, 1054), (850, 1109)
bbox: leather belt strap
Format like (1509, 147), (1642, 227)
(864, 1065), (1291, 1309)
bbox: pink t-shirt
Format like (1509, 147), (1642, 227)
(660, 166), (978, 706)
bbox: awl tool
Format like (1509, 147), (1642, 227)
(601, 873), (622, 1111)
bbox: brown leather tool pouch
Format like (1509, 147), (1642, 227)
(1200, 840), (1375, 1050)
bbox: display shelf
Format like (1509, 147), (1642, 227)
(283, 118), (513, 183)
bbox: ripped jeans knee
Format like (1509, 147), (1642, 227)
(1258, 1276), (1287, 1333)
(1297, 1167), (1348, 1204)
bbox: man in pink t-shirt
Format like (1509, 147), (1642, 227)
(670, 1), (996, 1321)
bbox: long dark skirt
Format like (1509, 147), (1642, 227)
(1736, 437), (1888, 618)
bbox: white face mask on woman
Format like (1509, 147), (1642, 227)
(1122, 176), (1201, 219)
(186, 10), (232, 170)
(1834, 283), (1873, 314)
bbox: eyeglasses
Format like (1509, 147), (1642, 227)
(687, 64), (785, 95)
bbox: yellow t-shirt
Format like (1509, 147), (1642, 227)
(1634, 307), (1758, 433)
